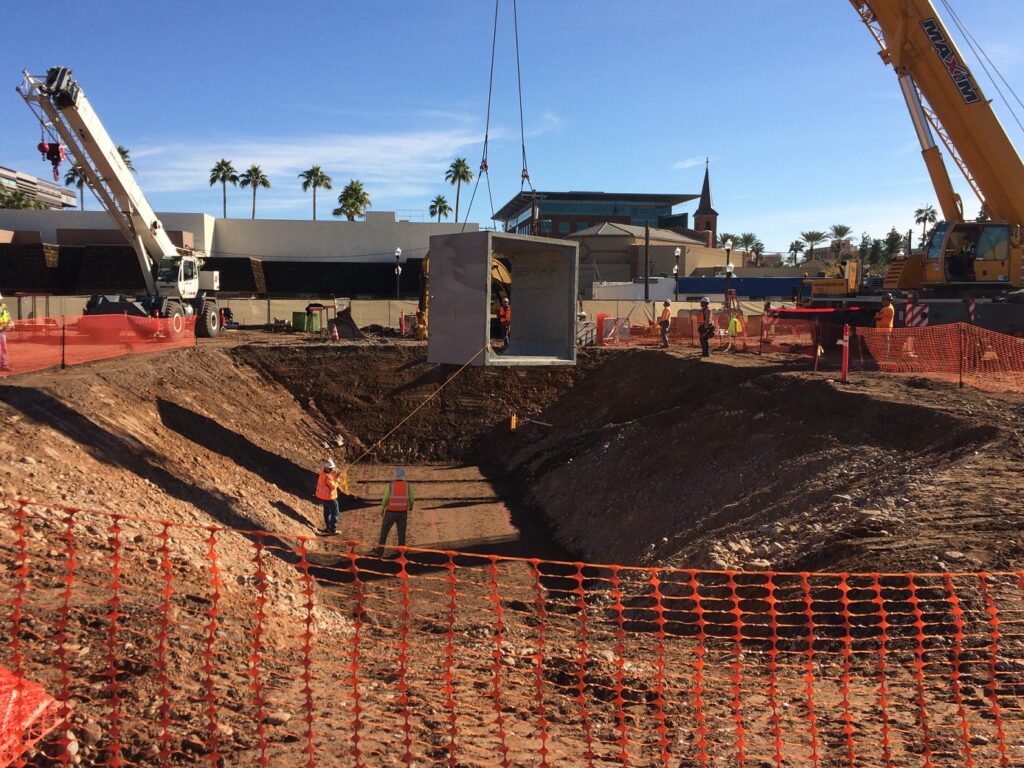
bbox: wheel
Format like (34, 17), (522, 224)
(196, 302), (220, 338)
(164, 302), (185, 339)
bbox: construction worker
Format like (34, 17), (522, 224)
(697, 297), (714, 358)
(498, 297), (511, 350)
(375, 467), (415, 555)
(314, 458), (342, 534)
(875, 293), (895, 358)
(0, 292), (11, 372)
(658, 301), (671, 348)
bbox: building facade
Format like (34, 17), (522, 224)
(493, 191), (698, 237)
(0, 166), (77, 209)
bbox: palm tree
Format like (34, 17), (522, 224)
(429, 194), (452, 222)
(64, 166), (87, 210)
(788, 240), (806, 266)
(116, 145), (134, 172)
(914, 204), (937, 242)
(738, 232), (759, 254)
(208, 159), (239, 218)
(827, 224), (853, 261)
(239, 165), (271, 219)
(445, 158), (473, 223)
(333, 180), (371, 221)
(0, 188), (43, 209)
(298, 166), (332, 221)
(717, 232), (738, 248)
(800, 230), (827, 261)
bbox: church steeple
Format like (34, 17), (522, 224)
(693, 159), (718, 245)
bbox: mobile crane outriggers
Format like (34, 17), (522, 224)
(18, 67), (222, 337)
(851, 0), (1024, 294)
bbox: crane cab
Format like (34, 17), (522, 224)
(921, 221), (1014, 286)
(156, 255), (218, 299)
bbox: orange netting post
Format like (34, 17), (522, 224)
(103, 514), (124, 766)
(442, 551), (459, 766)
(9, 501), (29, 768)
(727, 572), (748, 768)
(396, 547), (414, 766)
(765, 574), (785, 768)
(871, 574), (894, 768)
(688, 569), (710, 768)
(572, 562), (596, 768)
(296, 538), (317, 768)
(529, 559), (552, 768)
(201, 527), (222, 765)
(907, 574), (935, 768)
(157, 521), (176, 767)
(55, 507), (78, 766)
(487, 555), (510, 767)
(344, 542), (366, 768)
(800, 573), (821, 768)
(609, 565), (630, 766)
(978, 573), (1010, 768)
(837, 575), (856, 768)
(249, 533), (270, 767)
(943, 574), (977, 768)
(647, 570), (671, 768)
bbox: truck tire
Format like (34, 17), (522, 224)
(196, 302), (220, 338)
(165, 302), (185, 339)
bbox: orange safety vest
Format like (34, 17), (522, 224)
(875, 304), (894, 329)
(387, 479), (411, 512)
(498, 305), (511, 325)
(315, 470), (338, 501)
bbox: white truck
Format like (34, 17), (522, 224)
(18, 67), (222, 336)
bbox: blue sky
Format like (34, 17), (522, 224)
(2, 0), (1022, 254)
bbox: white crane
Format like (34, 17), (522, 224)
(18, 67), (222, 336)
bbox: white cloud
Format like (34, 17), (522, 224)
(132, 126), (485, 203)
(673, 157), (705, 170)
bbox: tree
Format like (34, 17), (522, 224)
(827, 224), (853, 261)
(333, 180), (371, 221)
(298, 166), (332, 221)
(64, 165), (87, 211)
(737, 232), (759, 254)
(914, 204), (937, 242)
(883, 227), (904, 262)
(869, 238), (885, 267)
(717, 232), (738, 248)
(445, 158), (473, 223)
(208, 159), (239, 219)
(0, 188), (44, 209)
(116, 145), (134, 172)
(787, 240), (806, 266)
(429, 194), (452, 222)
(800, 230), (827, 260)
(238, 165), (271, 219)
(858, 232), (872, 261)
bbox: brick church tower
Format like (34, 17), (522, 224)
(693, 160), (718, 246)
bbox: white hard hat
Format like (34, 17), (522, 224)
(323, 458), (336, 470)
(700, 296), (710, 304)
(663, 300), (670, 306)
(0, 292), (4, 300)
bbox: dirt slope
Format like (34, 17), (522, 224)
(502, 349), (1024, 573)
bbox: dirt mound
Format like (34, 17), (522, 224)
(501, 350), (1024, 573)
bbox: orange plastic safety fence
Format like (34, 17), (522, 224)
(0, 664), (59, 767)
(599, 312), (754, 352)
(3, 498), (1024, 767)
(0, 314), (196, 377)
(856, 323), (1024, 394)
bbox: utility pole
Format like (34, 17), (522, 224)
(644, 220), (650, 302)
(394, 247), (402, 300)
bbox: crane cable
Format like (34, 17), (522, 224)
(461, 0), (501, 232)
(461, 0), (534, 231)
(938, 0), (1024, 136)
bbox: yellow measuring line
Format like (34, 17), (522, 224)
(339, 345), (488, 490)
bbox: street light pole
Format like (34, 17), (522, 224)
(394, 247), (402, 300)
(723, 238), (733, 306)
(643, 220), (650, 302)
(673, 247), (681, 303)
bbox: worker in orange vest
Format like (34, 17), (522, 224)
(875, 293), (895, 358)
(314, 458), (342, 534)
(374, 467), (416, 556)
(498, 297), (511, 350)
(658, 300), (671, 348)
